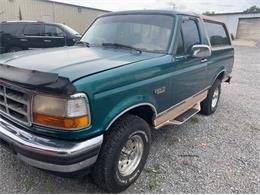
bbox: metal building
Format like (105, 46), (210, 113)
(0, 0), (108, 33)
(213, 12), (260, 41)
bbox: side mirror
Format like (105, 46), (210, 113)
(192, 44), (212, 58)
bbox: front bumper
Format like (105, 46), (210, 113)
(0, 117), (103, 173)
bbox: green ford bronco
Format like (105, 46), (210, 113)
(0, 10), (233, 192)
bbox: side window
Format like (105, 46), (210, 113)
(181, 19), (201, 54)
(1, 23), (24, 35)
(45, 25), (65, 37)
(24, 24), (42, 36)
(175, 31), (185, 56)
(204, 21), (231, 47)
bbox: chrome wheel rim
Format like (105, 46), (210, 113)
(118, 134), (144, 177)
(211, 87), (219, 109)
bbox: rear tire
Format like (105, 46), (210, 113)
(92, 114), (151, 193)
(200, 79), (221, 115)
(8, 47), (23, 53)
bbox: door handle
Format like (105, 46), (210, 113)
(201, 59), (208, 63)
(20, 38), (28, 42)
(44, 40), (52, 43)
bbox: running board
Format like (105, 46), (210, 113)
(169, 103), (200, 125)
(154, 90), (208, 129)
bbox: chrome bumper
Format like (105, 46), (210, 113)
(0, 117), (103, 173)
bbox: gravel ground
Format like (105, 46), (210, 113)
(0, 46), (259, 193)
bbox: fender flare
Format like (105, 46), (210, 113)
(105, 102), (157, 131)
(211, 69), (226, 86)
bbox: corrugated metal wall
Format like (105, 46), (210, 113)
(0, 0), (108, 33)
(213, 13), (260, 38)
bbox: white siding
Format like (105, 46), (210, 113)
(0, 0), (108, 33)
(213, 13), (260, 38)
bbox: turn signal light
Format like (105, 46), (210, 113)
(33, 113), (89, 129)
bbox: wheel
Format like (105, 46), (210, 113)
(92, 114), (151, 193)
(8, 47), (23, 53)
(200, 79), (221, 115)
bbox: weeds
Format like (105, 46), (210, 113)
(190, 117), (200, 124)
(145, 164), (161, 191)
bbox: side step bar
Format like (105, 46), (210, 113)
(169, 103), (200, 125)
(154, 90), (208, 129)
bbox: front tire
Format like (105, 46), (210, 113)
(200, 79), (221, 115)
(92, 114), (151, 193)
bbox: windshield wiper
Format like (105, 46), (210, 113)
(75, 41), (90, 47)
(102, 43), (142, 53)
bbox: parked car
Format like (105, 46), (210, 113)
(0, 10), (233, 192)
(0, 20), (81, 53)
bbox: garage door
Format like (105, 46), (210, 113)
(237, 18), (260, 41)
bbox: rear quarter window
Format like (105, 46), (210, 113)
(0, 23), (24, 35)
(204, 21), (231, 47)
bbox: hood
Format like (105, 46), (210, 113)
(0, 46), (164, 81)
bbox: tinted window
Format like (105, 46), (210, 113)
(1, 23), (24, 35)
(176, 31), (184, 56)
(81, 14), (175, 53)
(24, 24), (42, 36)
(45, 25), (64, 37)
(181, 19), (200, 53)
(205, 21), (230, 47)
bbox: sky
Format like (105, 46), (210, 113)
(52, 0), (260, 13)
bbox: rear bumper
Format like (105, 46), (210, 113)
(0, 117), (103, 173)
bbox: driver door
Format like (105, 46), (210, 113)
(171, 16), (208, 105)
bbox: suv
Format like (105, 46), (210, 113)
(0, 21), (81, 53)
(0, 11), (233, 192)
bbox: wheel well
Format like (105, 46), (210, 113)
(107, 105), (156, 130)
(128, 105), (156, 125)
(217, 71), (225, 81)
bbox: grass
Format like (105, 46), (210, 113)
(190, 117), (200, 124)
(250, 124), (260, 132)
(46, 179), (54, 193)
(145, 164), (161, 191)
(25, 178), (34, 192)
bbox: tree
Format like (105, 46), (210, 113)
(243, 5), (260, 13)
(202, 11), (215, 16)
(18, 7), (22, 20)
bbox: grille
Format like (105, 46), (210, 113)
(0, 82), (30, 125)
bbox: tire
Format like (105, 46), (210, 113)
(92, 114), (151, 193)
(8, 47), (23, 53)
(200, 79), (221, 115)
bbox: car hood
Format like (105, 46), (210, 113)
(0, 46), (165, 81)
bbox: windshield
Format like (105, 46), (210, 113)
(81, 14), (175, 53)
(61, 24), (80, 36)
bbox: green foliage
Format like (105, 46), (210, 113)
(243, 5), (260, 13)
(145, 164), (161, 191)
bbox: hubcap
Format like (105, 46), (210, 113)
(211, 87), (219, 109)
(118, 134), (144, 177)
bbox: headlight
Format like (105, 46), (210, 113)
(32, 93), (90, 130)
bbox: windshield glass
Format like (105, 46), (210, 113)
(61, 24), (80, 36)
(81, 14), (175, 53)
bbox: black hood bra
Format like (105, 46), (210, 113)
(0, 63), (76, 95)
